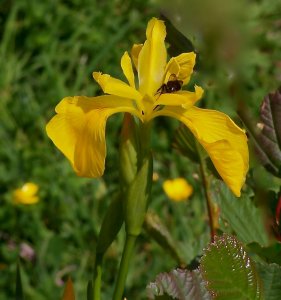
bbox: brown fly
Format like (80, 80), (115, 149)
(156, 74), (183, 95)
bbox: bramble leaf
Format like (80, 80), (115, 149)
(248, 242), (281, 265)
(200, 234), (263, 300)
(213, 183), (269, 247)
(147, 268), (211, 300)
(256, 262), (281, 300)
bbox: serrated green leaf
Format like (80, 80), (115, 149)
(256, 262), (281, 300)
(255, 89), (281, 177)
(200, 234), (263, 300)
(213, 183), (269, 247)
(248, 242), (281, 265)
(147, 268), (211, 300)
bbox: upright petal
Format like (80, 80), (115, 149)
(164, 52), (196, 85)
(46, 95), (140, 178)
(121, 51), (135, 88)
(153, 106), (249, 196)
(138, 18), (167, 96)
(131, 43), (143, 71)
(93, 72), (142, 101)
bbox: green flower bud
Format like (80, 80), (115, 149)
(124, 154), (153, 236)
(119, 113), (139, 187)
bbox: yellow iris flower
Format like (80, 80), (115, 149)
(46, 18), (248, 197)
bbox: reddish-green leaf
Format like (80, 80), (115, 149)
(255, 89), (281, 177)
(147, 268), (211, 300)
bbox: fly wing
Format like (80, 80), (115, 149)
(168, 74), (178, 82)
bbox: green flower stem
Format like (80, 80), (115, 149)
(112, 234), (137, 300)
(113, 117), (152, 299)
(93, 254), (103, 300)
(196, 141), (215, 242)
(139, 121), (152, 162)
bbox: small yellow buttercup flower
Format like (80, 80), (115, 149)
(163, 178), (193, 202)
(13, 182), (39, 205)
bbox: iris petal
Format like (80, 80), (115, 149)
(93, 72), (142, 101)
(138, 18), (167, 96)
(131, 44), (143, 71)
(154, 85), (203, 108)
(164, 52), (196, 85)
(152, 106), (249, 196)
(121, 51), (135, 88)
(46, 95), (139, 177)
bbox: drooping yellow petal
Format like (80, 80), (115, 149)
(138, 18), (167, 96)
(93, 72), (142, 101)
(154, 85), (203, 108)
(131, 43), (143, 71)
(164, 52), (196, 85)
(121, 51), (135, 88)
(46, 95), (140, 178)
(153, 106), (249, 196)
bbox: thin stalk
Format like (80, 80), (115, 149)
(196, 142), (215, 242)
(93, 254), (103, 300)
(138, 121), (152, 164)
(112, 234), (137, 300)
